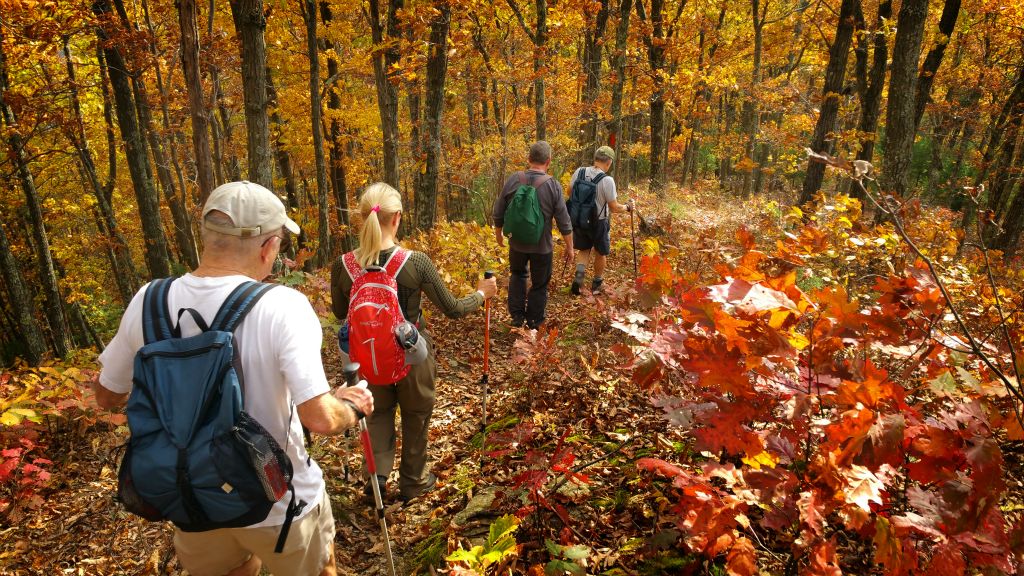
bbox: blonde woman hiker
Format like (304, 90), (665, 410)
(330, 182), (497, 503)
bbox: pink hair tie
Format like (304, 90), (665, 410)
(371, 204), (381, 213)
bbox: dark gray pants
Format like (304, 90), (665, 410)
(508, 249), (552, 329)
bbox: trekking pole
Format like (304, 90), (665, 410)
(342, 363), (398, 576)
(480, 271), (494, 436)
(630, 203), (638, 277)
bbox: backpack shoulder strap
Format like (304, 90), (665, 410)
(342, 251), (363, 282)
(517, 171), (528, 186)
(210, 281), (279, 332)
(592, 171), (608, 185)
(383, 248), (410, 278)
(142, 277), (176, 345)
(533, 174), (552, 190)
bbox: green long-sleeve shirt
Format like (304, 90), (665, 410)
(330, 246), (483, 327)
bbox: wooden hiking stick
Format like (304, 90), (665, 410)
(481, 271), (494, 434)
(630, 204), (638, 277)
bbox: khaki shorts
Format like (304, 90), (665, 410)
(173, 491), (335, 576)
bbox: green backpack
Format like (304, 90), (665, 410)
(503, 172), (551, 245)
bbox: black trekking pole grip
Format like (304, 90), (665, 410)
(484, 270), (495, 279)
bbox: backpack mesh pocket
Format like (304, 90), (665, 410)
(214, 412), (292, 502)
(117, 444), (165, 521)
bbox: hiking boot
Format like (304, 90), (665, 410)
(400, 472), (437, 505)
(570, 278), (582, 296)
(509, 316), (526, 328)
(591, 278), (604, 294)
(363, 474), (388, 504)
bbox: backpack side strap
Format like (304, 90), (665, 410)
(142, 277), (177, 345)
(533, 174), (552, 190)
(383, 247), (410, 278)
(210, 281), (279, 333)
(342, 251), (363, 282)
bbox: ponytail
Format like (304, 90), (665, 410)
(355, 182), (403, 268)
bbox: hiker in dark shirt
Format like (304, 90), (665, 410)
(492, 141), (574, 329)
(330, 182), (497, 503)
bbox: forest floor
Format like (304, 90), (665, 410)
(1, 185), (1021, 575)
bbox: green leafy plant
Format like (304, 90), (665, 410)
(544, 540), (590, 575)
(445, 514), (521, 574)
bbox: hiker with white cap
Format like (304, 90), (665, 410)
(94, 180), (372, 576)
(567, 145), (634, 295)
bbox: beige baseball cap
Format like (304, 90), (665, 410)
(202, 181), (300, 237)
(595, 145), (615, 161)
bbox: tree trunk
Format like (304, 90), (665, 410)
(0, 219), (46, 365)
(799, 0), (859, 205)
(579, 0), (611, 163)
(368, 0), (402, 189)
(881, 0), (929, 199)
(607, 0), (633, 183)
(266, 71), (305, 260)
(212, 69), (244, 183)
(62, 37), (138, 305)
(320, 1), (352, 253)
(93, 0), (171, 279)
(302, 0), (331, 266)
(637, 0), (667, 194)
(415, 2), (452, 232)
(230, 0), (274, 187)
(741, 0), (766, 197)
(507, 0), (548, 141)
(0, 35), (71, 358)
(913, 0), (961, 130)
(179, 0), (217, 203)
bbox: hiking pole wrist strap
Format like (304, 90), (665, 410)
(341, 399), (365, 422)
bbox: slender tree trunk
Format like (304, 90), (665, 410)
(320, 1), (352, 253)
(179, 0), (217, 202)
(302, 0), (331, 265)
(579, 0), (610, 164)
(212, 70), (244, 183)
(637, 0), (667, 194)
(0, 33), (71, 358)
(607, 0), (633, 183)
(507, 0), (547, 140)
(93, 0), (171, 279)
(800, 0), (859, 205)
(368, 0), (402, 189)
(914, 0), (961, 130)
(230, 0), (274, 187)
(138, 0), (198, 268)
(62, 37), (138, 305)
(851, 0), (891, 205)
(881, 0), (929, 199)
(415, 1), (452, 232)
(0, 219), (46, 365)
(266, 71), (306, 260)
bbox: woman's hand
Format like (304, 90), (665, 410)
(477, 276), (498, 299)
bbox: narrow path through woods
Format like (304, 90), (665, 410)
(0, 187), (763, 575)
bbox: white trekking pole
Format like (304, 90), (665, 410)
(343, 362), (398, 576)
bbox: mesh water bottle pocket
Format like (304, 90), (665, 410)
(117, 444), (165, 521)
(220, 412), (292, 502)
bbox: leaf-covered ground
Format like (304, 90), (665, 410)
(2, 186), (1022, 575)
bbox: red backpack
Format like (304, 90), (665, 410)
(342, 248), (411, 385)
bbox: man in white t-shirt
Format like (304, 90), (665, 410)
(94, 181), (373, 576)
(569, 146), (633, 295)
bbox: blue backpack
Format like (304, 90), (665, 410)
(566, 168), (608, 232)
(117, 278), (302, 553)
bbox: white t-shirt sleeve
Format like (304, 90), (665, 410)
(97, 284), (150, 395)
(600, 176), (617, 205)
(271, 289), (332, 406)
